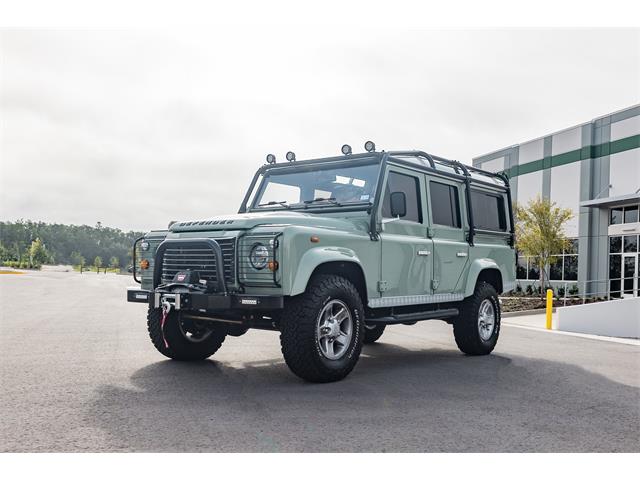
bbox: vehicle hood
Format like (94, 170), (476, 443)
(169, 211), (363, 233)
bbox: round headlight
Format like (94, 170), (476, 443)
(140, 241), (150, 251)
(249, 243), (270, 270)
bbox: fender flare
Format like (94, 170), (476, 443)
(464, 258), (503, 298)
(289, 247), (364, 297)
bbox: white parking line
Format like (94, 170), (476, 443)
(503, 322), (640, 346)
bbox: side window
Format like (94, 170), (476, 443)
(429, 181), (461, 228)
(471, 190), (507, 231)
(381, 171), (422, 223)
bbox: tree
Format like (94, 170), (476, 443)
(109, 256), (120, 271)
(515, 196), (573, 296)
(28, 238), (49, 268)
(70, 251), (86, 269)
(94, 256), (103, 273)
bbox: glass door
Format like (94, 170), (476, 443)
(622, 254), (638, 297)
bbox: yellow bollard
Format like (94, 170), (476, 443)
(545, 288), (553, 330)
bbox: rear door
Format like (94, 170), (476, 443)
(378, 167), (433, 304)
(426, 177), (469, 294)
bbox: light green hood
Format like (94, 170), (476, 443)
(169, 211), (366, 233)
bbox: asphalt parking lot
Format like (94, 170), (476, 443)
(1, 270), (639, 452)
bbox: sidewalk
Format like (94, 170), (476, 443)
(502, 312), (640, 346)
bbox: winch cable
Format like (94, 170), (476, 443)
(160, 300), (172, 349)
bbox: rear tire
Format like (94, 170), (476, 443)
(279, 274), (364, 383)
(453, 282), (500, 355)
(147, 307), (227, 361)
(364, 324), (386, 344)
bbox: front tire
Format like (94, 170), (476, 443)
(147, 307), (227, 361)
(453, 282), (500, 355)
(279, 274), (364, 383)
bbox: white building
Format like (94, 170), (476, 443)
(473, 105), (640, 298)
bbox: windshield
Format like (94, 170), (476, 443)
(252, 162), (380, 209)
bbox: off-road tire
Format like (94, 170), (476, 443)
(453, 281), (500, 355)
(147, 307), (227, 361)
(279, 274), (364, 383)
(364, 324), (386, 344)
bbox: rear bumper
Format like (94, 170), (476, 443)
(126, 287), (284, 310)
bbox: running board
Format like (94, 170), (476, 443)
(365, 308), (459, 325)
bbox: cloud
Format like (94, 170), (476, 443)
(1, 28), (639, 230)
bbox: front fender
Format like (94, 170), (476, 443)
(464, 258), (503, 298)
(289, 247), (363, 296)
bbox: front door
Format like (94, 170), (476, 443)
(378, 167), (433, 306)
(622, 253), (639, 297)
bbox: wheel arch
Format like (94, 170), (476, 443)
(289, 247), (368, 304)
(464, 259), (504, 298)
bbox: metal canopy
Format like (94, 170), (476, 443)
(580, 192), (640, 209)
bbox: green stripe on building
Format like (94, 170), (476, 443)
(503, 133), (640, 178)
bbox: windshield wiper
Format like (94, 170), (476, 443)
(303, 197), (342, 207)
(257, 200), (292, 209)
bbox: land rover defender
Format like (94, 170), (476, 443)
(127, 142), (516, 382)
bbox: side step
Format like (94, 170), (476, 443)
(365, 308), (459, 325)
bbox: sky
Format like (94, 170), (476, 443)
(1, 28), (639, 231)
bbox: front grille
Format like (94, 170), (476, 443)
(160, 238), (236, 286)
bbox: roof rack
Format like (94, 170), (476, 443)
(238, 148), (515, 247)
(386, 150), (509, 190)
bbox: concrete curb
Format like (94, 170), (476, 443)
(502, 322), (640, 345)
(502, 308), (554, 318)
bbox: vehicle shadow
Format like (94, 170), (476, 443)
(85, 342), (640, 452)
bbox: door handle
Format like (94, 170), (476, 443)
(456, 252), (468, 257)
(417, 250), (431, 256)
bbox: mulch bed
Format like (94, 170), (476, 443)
(499, 295), (605, 313)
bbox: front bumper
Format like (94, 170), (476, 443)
(126, 287), (284, 310)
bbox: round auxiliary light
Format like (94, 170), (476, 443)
(139, 259), (150, 270)
(266, 153), (276, 164)
(249, 243), (270, 270)
(140, 241), (150, 251)
(364, 140), (376, 152)
(286, 151), (296, 162)
(341, 144), (352, 155)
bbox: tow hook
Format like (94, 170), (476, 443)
(160, 299), (172, 349)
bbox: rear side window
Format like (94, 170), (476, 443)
(429, 181), (461, 228)
(471, 190), (507, 231)
(382, 171), (422, 223)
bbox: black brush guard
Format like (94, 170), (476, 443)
(127, 238), (283, 311)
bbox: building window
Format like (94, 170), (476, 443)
(624, 206), (639, 224)
(516, 256), (528, 279)
(610, 204), (640, 225)
(517, 239), (578, 283)
(429, 181), (461, 228)
(609, 234), (639, 298)
(624, 235), (639, 253)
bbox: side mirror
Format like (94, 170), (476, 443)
(390, 191), (407, 218)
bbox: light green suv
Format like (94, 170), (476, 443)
(127, 142), (516, 382)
